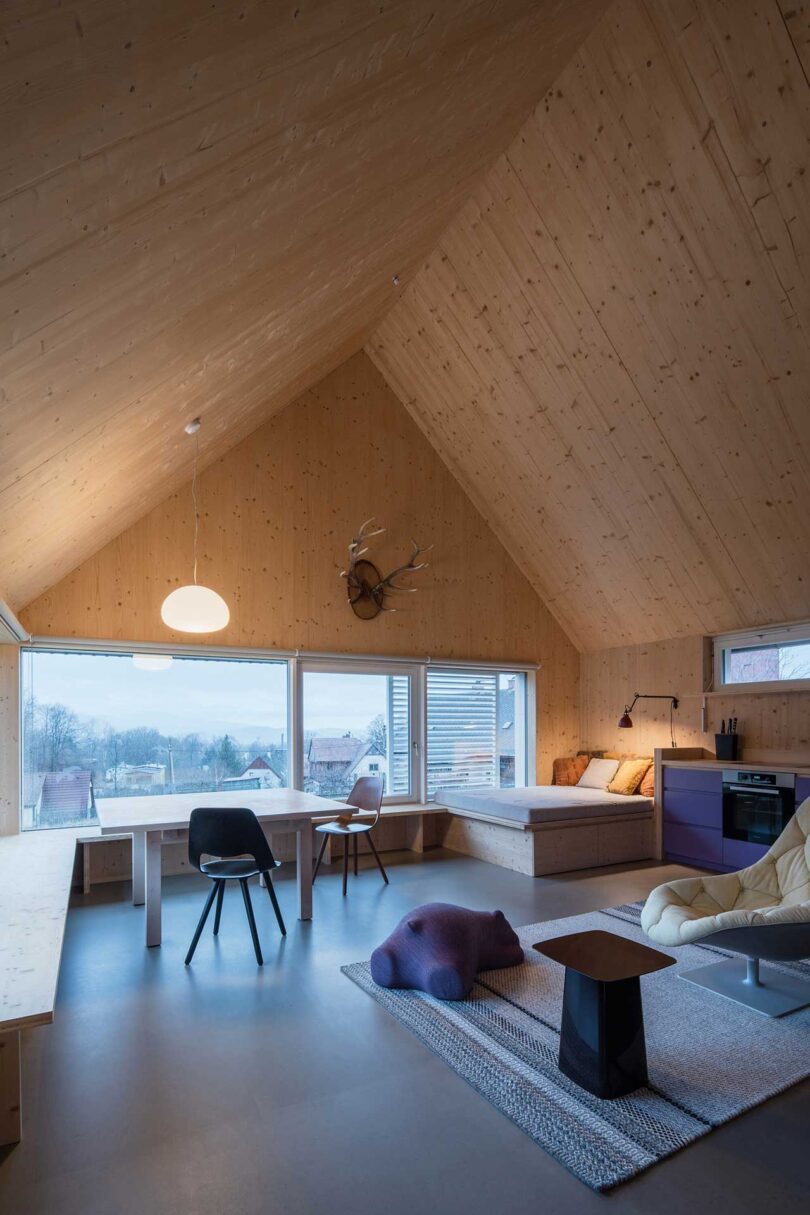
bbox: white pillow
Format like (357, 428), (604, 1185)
(577, 758), (621, 790)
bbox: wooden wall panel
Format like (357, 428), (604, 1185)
(581, 636), (810, 763)
(0, 0), (608, 612)
(20, 353), (580, 783)
(368, 0), (810, 651)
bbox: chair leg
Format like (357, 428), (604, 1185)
(185, 881), (219, 965)
(263, 870), (287, 936)
(367, 832), (389, 885)
(312, 834), (329, 883)
(353, 832), (358, 876)
(212, 880), (225, 935)
(342, 836), (349, 897)
(239, 879), (264, 965)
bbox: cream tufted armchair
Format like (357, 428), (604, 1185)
(642, 797), (810, 1016)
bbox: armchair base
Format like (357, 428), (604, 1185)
(681, 956), (810, 1017)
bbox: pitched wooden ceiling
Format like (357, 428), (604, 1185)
(368, 0), (810, 650)
(0, 0), (609, 611)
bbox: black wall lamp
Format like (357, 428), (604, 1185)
(618, 693), (679, 746)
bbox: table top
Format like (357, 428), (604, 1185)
(532, 929), (675, 983)
(96, 788), (348, 834)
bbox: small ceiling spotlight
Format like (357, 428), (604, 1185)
(392, 274), (401, 286)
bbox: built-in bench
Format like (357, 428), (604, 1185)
(0, 827), (87, 1144)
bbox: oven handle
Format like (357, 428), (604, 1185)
(724, 784), (782, 796)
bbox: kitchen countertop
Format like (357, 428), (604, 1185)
(662, 758), (810, 776)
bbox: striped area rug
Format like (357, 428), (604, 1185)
(342, 903), (810, 1191)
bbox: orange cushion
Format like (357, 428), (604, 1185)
(608, 758), (651, 796)
(552, 755), (589, 786)
(639, 764), (655, 798)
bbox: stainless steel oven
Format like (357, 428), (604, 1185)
(722, 770), (795, 846)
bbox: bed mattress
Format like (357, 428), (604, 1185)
(435, 785), (653, 825)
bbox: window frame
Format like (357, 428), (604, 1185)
(295, 656), (422, 805)
(18, 639), (537, 828)
(19, 643), (293, 830)
(712, 620), (810, 694)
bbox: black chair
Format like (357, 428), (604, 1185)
(185, 807), (286, 966)
(312, 777), (388, 895)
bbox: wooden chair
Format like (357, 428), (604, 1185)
(185, 806), (286, 966)
(312, 776), (388, 895)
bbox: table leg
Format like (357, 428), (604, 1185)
(0, 1030), (21, 1145)
(296, 821), (313, 921)
(145, 830), (163, 947)
(132, 831), (146, 906)
(558, 969), (648, 1099)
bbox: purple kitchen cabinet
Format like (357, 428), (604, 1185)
(663, 822), (723, 866)
(796, 777), (810, 806)
(663, 789), (722, 830)
(662, 767), (723, 794)
(722, 837), (769, 870)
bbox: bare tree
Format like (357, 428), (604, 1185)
(41, 703), (79, 772)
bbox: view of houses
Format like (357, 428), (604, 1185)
(22, 708), (392, 830)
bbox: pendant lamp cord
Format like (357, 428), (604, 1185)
(191, 430), (199, 586)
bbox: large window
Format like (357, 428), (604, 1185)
(21, 649), (288, 830)
(426, 669), (527, 798)
(19, 646), (534, 828)
(301, 665), (414, 800)
(714, 622), (810, 692)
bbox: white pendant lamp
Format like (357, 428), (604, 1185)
(160, 418), (230, 634)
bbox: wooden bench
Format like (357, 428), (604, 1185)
(0, 827), (88, 1144)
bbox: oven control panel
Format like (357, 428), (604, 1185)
(722, 770), (795, 789)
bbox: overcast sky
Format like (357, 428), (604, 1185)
(23, 651), (389, 743)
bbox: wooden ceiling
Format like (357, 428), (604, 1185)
(0, 0), (608, 610)
(369, 0), (810, 650)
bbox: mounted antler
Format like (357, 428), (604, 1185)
(373, 541), (432, 611)
(340, 519), (386, 618)
(340, 518), (386, 582)
(339, 521), (430, 619)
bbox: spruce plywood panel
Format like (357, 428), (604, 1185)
(581, 635), (810, 762)
(0, 0), (608, 612)
(369, 0), (810, 650)
(21, 353), (580, 781)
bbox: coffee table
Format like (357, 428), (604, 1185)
(533, 929), (675, 1099)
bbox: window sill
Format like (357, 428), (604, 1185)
(703, 683), (810, 698)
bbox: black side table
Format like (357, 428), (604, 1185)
(533, 929), (675, 1099)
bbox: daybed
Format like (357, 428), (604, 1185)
(437, 782), (655, 877)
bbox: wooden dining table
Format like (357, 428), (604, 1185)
(96, 789), (347, 947)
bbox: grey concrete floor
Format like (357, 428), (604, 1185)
(1, 848), (807, 1215)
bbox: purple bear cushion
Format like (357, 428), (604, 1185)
(370, 902), (524, 1000)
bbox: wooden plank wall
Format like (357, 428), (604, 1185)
(581, 636), (810, 763)
(0, 0), (608, 613)
(20, 353), (580, 791)
(368, 0), (810, 652)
